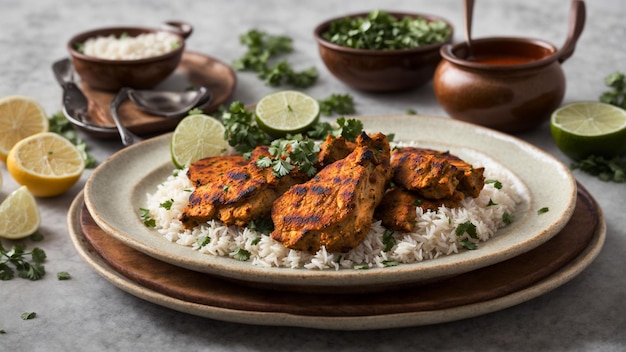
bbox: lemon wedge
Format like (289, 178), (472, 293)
(7, 132), (85, 197)
(0, 96), (49, 162)
(0, 186), (40, 239)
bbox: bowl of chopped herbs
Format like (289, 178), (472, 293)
(314, 10), (453, 92)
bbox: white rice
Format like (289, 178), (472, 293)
(144, 155), (523, 271)
(82, 31), (180, 60)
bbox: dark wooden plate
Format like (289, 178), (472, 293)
(69, 183), (604, 329)
(72, 51), (236, 138)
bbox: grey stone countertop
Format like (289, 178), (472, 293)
(1, 0), (625, 351)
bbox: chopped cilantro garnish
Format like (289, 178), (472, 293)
(487, 199), (498, 206)
(382, 260), (400, 267)
(382, 229), (396, 252)
(485, 179), (502, 189)
(159, 199), (174, 210)
(139, 208), (156, 228)
(0, 242), (46, 281)
(502, 212), (514, 225)
(455, 221), (478, 239)
(196, 236), (211, 248)
(233, 248), (251, 261)
(537, 207), (549, 215)
(460, 239), (478, 250)
(318, 94), (356, 116)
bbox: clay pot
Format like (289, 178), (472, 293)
(433, 1), (585, 133)
(314, 12), (453, 92)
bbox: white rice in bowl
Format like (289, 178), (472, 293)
(81, 31), (180, 60)
(144, 152), (523, 271)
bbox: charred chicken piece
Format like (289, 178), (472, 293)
(317, 134), (356, 167)
(391, 148), (459, 199)
(375, 187), (466, 232)
(180, 146), (308, 229)
(271, 132), (392, 253)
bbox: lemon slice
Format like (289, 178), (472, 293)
(255, 90), (320, 138)
(6, 132), (85, 197)
(550, 102), (626, 160)
(0, 186), (40, 239)
(170, 114), (228, 168)
(0, 96), (49, 162)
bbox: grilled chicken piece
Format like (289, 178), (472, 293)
(375, 187), (466, 232)
(180, 146), (307, 229)
(317, 134), (356, 167)
(437, 152), (485, 198)
(271, 132), (392, 253)
(391, 148), (459, 199)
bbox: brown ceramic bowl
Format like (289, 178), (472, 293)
(67, 21), (192, 91)
(433, 37), (575, 133)
(314, 12), (453, 92)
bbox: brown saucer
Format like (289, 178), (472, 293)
(74, 51), (236, 138)
(69, 183), (604, 329)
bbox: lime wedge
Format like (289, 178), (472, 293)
(550, 102), (626, 160)
(255, 90), (319, 137)
(0, 186), (40, 239)
(170, 114), (228, 168)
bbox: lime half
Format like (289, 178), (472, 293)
(170, 114), (228, 168)
(255, 90), (319, 138)
(550, 101), (626, 160)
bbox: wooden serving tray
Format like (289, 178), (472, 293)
(74, 51), (236, 138)
(74, 183), (601, 319)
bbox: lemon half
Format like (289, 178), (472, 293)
(0, 96), (49, 162)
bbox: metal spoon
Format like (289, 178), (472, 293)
(127, 86), (211, 118)
(52, 58), (117, 134)
(464, 0), (475, 58)
(110, 88), (142, 146)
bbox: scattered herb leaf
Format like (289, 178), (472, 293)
(460, 239), (478, 250)
(247, 218), (274, 235)
(537, 207), (549, 215)
(250, 237), (262, 246)
(256, 134), (320, 177)
(233, 29), (318, 88)
(382, 229), (396, 252)
(139, 208), (156, 228)
(318, 94), (356, 116)
(382, 260), (400, 267)
(21, 312), (36, 320)
(233, 248), (251, 261)
(571, 155), (626, 183)
(406, 109), (417, 115)
(196, 236), (211, 248)
(502, 212), (514, 225)
(0, 329), (5, 334)
(354, 264), (370, 270)
(29, 232), (44, 242)
(49, 112), (97, 168)
(599, 71), (626, 109)
(57, 271), (71, 280)
(412, 199), (423, 206)
(487, 199), (498, 206)
(485, 179), (502, 190)
(455, 221), (478, 239)
(159, 199), (174, 210)
(0, 241), (46, 281)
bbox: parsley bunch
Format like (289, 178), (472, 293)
(0, 241), (46, 281)
(323, 10), (451, 50)
(233, 29), (318, 88)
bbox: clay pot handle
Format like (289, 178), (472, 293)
(161, 21), (193, 39)
(557, 0), (586, 63)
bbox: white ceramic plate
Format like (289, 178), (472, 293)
(83, 115), (577, 290)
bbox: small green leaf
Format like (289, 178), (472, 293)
(537, 207), (549, 215)
(21, 312), (36, 320)
(233, 248), (251, 261)
(57, 272), (71, 280)
(485, 179), (502, 189)
(502, 212), (514, 225)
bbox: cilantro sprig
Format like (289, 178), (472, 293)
(256, 134), (320, 177)
(600, 72), (626, 109)
(233, 29), (318, 88)
(221, 101), (270, 154)
(0, 241), (46, 281)
(318, 94), (356, 116)
(49, 112), (96, 168)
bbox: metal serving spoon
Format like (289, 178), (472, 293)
(464, 0), (475, 58)
(110, 88), (142, 146)
(127, 86), (211, 118)
(52, 58), (117, 134)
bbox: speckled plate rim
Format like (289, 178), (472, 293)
(68, 191), (605, 330)
(83, 115), (578, 289)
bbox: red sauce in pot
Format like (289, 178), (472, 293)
(470, 55), (537, 65)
